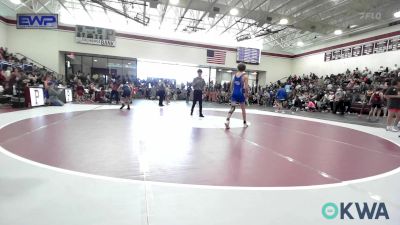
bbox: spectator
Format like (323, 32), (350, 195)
(275, 85), (287, 113)
(368, 88), (384, 121)
(75, 79), (84, 102)
(333, 88), (345, 115)
(109, 81), (120, 104)
(385, 79), (400, 132)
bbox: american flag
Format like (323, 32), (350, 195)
(207, 49), (226, 64)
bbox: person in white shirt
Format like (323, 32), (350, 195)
(362, 67), (369, 77)
(4, 67), (11, 80)
(392, 64), (398, 72)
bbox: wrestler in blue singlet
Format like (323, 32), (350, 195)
(231, 72), (245, 104)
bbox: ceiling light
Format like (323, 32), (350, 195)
(226, 70), (233, 73)
(279, 18), (288, 25)
(230, 8), (239, 16)
(297, 41), (304, 47)
(170, 0), (179, 5)
(334, 29), (343, 35)
(394, 11), (400, 18)
(93, 59), (98, 62)
(349, 24), (358, 29)
(9, 0), (21, 4)
(218, 69), (222, 72)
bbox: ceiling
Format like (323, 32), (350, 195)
(1, 0), (400, 53)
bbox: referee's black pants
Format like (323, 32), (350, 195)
(191, 90), (203, 115)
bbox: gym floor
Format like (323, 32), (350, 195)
(0, 100), (399, 225)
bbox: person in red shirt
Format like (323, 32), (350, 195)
(76, 80), (84, 102)
(110, 81), (120, 104)
(0, 69), (5, 86)
(368, 88), (384, 121)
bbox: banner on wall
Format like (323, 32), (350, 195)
(17, 14), (58, 29)
(324, 35), (400, 62)
(75, 25), (116, 47)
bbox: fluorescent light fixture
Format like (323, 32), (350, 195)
(279, 18), (289, 25)
(334, 29), (343, 35)
(127, 63), (131, 65)
(218, 69), (222, 72)
(93, 59), (98, 62)
(226, 70), (233, 73)
(349, 24), (358, 29)
(10, 0), (21, 4)
(297, 41), (304, 47)
(394, 11), (400, 18)
(170, 0), (179, 5)
(230, 8), (239, 16)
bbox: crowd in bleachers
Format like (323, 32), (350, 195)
(0, 47), (63, 107)
(261, 65), (400, 116)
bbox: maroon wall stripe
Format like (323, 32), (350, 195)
(58, 25), (75, 31)
(0, 16), (16, 25)
(262, 52), (296, 58)
(116, 32), (237, 52)
(1, 16), (398, 60)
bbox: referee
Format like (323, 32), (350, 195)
(191, 69), (206, 117)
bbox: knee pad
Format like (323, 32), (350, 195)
(229, 106), (236, 114)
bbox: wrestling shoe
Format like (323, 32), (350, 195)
(225, 120), (230, 129)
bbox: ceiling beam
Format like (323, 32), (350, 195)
(235, 0), (297, 36)
(159, 0), (169, 28)
(0, 1), (18, 12)
(301, 16), (400, 49)
(262, 0), (353, 46)
(79, 0), (94, 21)
(121, 0), (129, 24)
(56, 0), (74, 18)
(36, 0), (53, 13)
(220, 0), (270, 35)
(91, 0), (148, 25)
(174, 0), (195, 31)
(268, 0), (295, 13)
(206, 0), (242, 32)
(15, 0), (36, 13)
(191, 0), (219, 29)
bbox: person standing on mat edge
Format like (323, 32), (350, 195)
(385, 78), (400, 131)
(225, 63), (249, 129)
(158, 81), (166, 107)
(120, 82), (132, 110)
(275, 84), (287, 113)
(191, 69), (206, 117)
